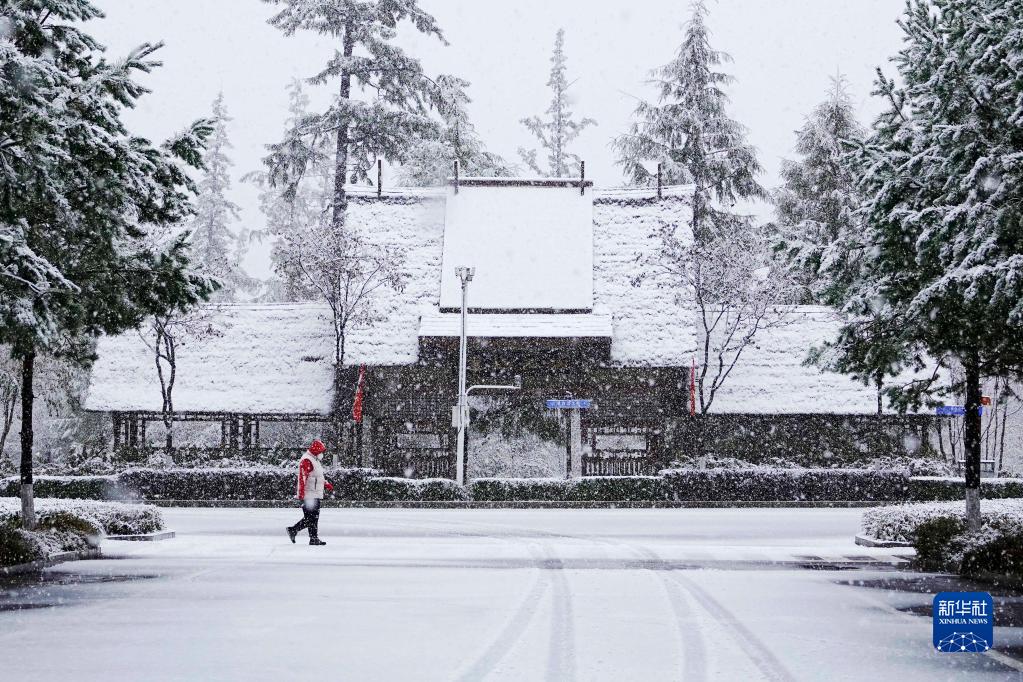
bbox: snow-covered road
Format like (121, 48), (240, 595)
(1, 507), (1020, 680)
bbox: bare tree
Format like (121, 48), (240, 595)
(139, 310), (221, 454)
(640, 217), (795, 416)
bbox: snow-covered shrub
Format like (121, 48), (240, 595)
(114, 467), (465, 502)
(864, 500), (1023, 580)
(908, 477), (1023, 501)
(353, 477), (468, 502)
(471, 478), (575, 502)
(0, 498), (165, 537)
(1, 475), (119, 500)
(660, 468), (908, 501)
(470, 477), (671, 502)
(0, 527), (41, 567)
(861, 499), (1023, 544)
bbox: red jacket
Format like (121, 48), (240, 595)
(297, 458), (334, 499)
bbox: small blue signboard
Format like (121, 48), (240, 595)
(545, 399), (592, 409)
(933, 592), (993, 653)
(936, 406), (984, 417)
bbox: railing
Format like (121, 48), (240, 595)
(582, 453), (654, 477)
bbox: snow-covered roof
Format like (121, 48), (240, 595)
(705, 307), (930, 415)
(438, 184), (594, 311)
(85, 304), (335, 414)
(86, 187), (698, 412)
(419, 312), (613, 338)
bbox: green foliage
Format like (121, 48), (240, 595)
(913, 516), (966, 572)
(0, 527), (41, 567)
(961, 533), (1023, 581)
(35, 510), (102, 539)
(908, 478), (1023, 501)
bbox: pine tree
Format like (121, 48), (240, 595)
(189, 93), (254, 301)
(399, 75), (510, 186)
(613, 1), (765, 243)
(261, 0), (443, 381)
(261, 0), (444, 228)
(0, 1), (215, 526)
(772, 76), (866, 305)
(518, 28), (596, 177)
(830, 0), (1023, 529)
(246, 79), (327, 302)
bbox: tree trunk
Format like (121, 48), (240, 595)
(19, 349), (35, 530)
(331, 29), (355, 233)
(963, 359), (982, 532)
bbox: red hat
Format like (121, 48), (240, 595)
(308, 440), (326, 456)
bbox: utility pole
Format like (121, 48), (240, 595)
(454, 266), (474, 486)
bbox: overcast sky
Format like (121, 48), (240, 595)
(90, 0), (906, 278)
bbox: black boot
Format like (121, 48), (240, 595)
(309, 538), (327, 546)
(287, 527), (297, 544)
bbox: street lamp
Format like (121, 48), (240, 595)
(454, 266), (474, 486)
(453, 267), (520, 486)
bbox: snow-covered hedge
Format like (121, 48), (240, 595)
(660, 468), (908, 502)
(862, 500), (1023, 579)
(117, 467), (467, 502)
(0, 475), (120, 500)
(0, 498), (165, 536)
(471, 477), (669, 502)
(908, 477), (1023, 501)
(861, 499), (1023, 544)
(0, 498), (165, 567)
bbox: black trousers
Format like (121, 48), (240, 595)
(291, 498), (321, 540)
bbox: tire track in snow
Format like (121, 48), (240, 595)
(542, 544), (576, 682)
(453, 541), (550, 682)
(665, 570), (796, 682)
(592, 539), (706, 680)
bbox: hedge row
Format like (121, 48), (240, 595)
(0, 475), (118, 500)
(3, 469), (1021, 503)
(907, 476), (1023, 501)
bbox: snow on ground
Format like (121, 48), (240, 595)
(1, 508), (1019, 680)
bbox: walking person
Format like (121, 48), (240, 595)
(287, 439), (333, 546)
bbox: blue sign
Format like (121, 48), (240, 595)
(936, 406), (984, 417)
(545, 399), (592, 409)
(933, 592), (993, 653)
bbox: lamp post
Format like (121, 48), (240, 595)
(454, 266), (474, 486)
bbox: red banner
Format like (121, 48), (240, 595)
(352, 365), (366, 423)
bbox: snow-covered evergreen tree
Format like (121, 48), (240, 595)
(398, 75), (510, 186)
(518, 28), (595, 177)
(247, 80), (327, 302)
(261, 0), (443, 223)
(0, 1), (215, 526)
(613, 1), (765, 243)
(828, 0), (1023, 528)
(772, 76), (866, 305)
(189, 93), (254, 301)
(261, 0), (437, 379)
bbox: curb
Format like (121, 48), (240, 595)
(106, 530), (176, 542)
(144, 499), (895, 509)
(854, 534), (913, 548)
(0, 548), (102, 576)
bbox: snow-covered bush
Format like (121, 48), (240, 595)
(115, 467), (466, 502)
(861, 499), (1023, 544)
(1, 475), (119, 500)
(908, 477), (1023, 501)
(0, 498), (164, 566)
(864, 500), (1023, 580)
(355, 477), (468, 502)
(0, 498), (165, 536)
(471, 477), (669, 502)
(661, 468), (908, 502)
